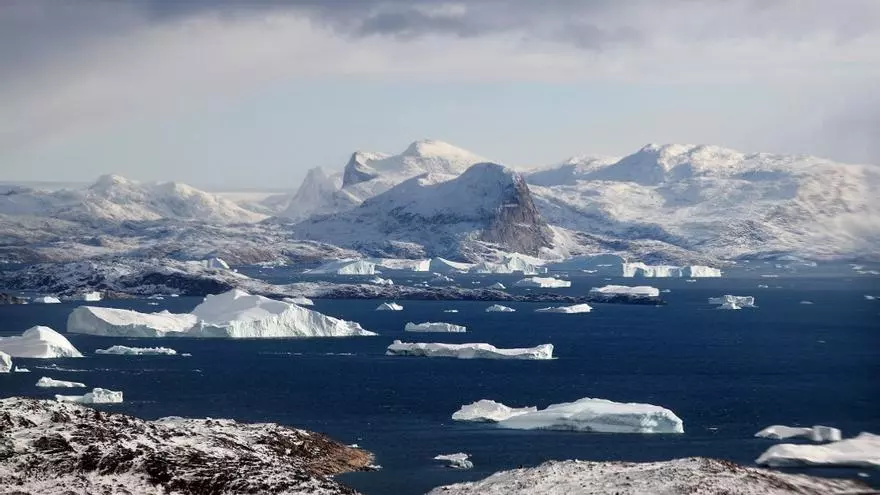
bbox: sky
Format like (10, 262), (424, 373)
(1, 0), (879, 190)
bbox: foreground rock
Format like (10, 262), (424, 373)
(426, 457), (868, 494)
(0, 397), (372, 494)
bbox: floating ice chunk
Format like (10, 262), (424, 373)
(13, 366), (30, 373)
(756, 432), (880, 468)
(68, 307), (196, 337)
(755, 425), (842, 442)
(36, 376), (87, 388)
(514, 277), (571, 288)
(622, 263), (682, 278)
(32, 296), (61, 304)
(685, 279), (697, 283)
(369, 276), (394, 286)
(443, 309), (459, 313)
(452, 397), (684, 434)
(56, 387), (123, 404)
(708, 295), (756, 308)
(683, 265), (722, 278)
(387, 340), (553, 360)
(376, 302), (403, 311)
(717, 301), (741, 310)
(451, 399), (537, 422)
(307, 259), (376, 275)
(404, 322), (466, 333)
(434, 453), (473, 469)
(95, 345), (178, 356)
(0, 326), (83, 358)
(283, 296), (315, 306)
(535, 303), (592, 314)
(0, 351), (10, 373)
(69, 291), (103, 301)
(488, 282), (506, 290)
(865, 295), (876, 300)
(758, 284), (770, 289)
(800, 300), (814, 305)
(429, 273), (454, 283)
(660, 289), (672, 293)
(485, 304), (515, 312)
(589, 285), (659, 297)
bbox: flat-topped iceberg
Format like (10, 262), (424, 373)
(485, 304), (515, 312)
(386, 340), (553, 360)
(0, 351), (10, 373)
(452, 400), (538, 422)
(756, 432), (880, 468)
(535, 303), (593, 314)
(32, 296), (61, 304)
(283, 296), (314, 306)
(376, 302), (403, 311)
(452, 397), (684, 434)
(756, 425), (842, 442)
(709, 295), (756, 308)
(590, 285), (660, 298)
(68, 289), (375, 338)
(428, 257), (473, 273)
(95, 345), (178, 356)
(514, 277), (571, 288)
(13, 367), (30, 373)
(404, 322), (466, 333)
(0, 326), (83, 358)
(56, 387), (123, 404)
(621, 263), (722, 278)
(69, 291), (103, 302)
(434, 453), (473, 469)
(36, 376), (87, 388)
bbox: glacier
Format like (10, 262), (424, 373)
(55, 387), (124, 404)
(756, 432), (880, 468)
(386, 340), (553, 360)
(755, 425), (842, 442)
(485, 304), (516, 312)
(36, 376), (87, 388)
(375, 302), (403, 311)
(535, 303), (593, 313)
(0, 326), (83, 358)
(95, 345), (178, 356)
(404, 322), (467, 333)
(514, 277), (571, 288)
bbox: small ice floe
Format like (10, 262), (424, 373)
(485, 304), (515, 312)
(375, 302), (403, 311)
(434, 453), (473, 469)
(36, 376), (87, 388)
(755, 425), (841, 442)
(404, 322), (467, 333)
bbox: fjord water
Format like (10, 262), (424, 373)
(1, 275), (878, 494)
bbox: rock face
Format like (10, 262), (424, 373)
(0, 397), (372, 495)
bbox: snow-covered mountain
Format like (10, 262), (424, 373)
(279, 167), (360, 222)
(524, 155), (619, 186)
(0, 174), (266, 224)
(293, 162), (554, 259)
(527, 144), (880, 260)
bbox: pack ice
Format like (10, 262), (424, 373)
(386, 341), (553, 360)
(0, 326), (83, 358)
(404, 322), (467, 333)
(67, 289), (375, 338)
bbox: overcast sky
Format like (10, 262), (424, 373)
(1, 0), (878, 189)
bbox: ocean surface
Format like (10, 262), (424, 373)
(1, 273), (879, 494)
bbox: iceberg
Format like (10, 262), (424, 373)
(683, 265), (722, 278)
(69, 291), (103, 301)
(717, 300), (741, 310)
(0, 351), (10, 373)
(36, 376), (87, 388)
(370, 258), (431, 272)
(708, 295), (756, 308)
(0, 326), (83, 358)
(434, 453), (473, 469)
(589, 285), (660, 298)
(488, 282), (506, 290)
(514, 277), (571, 288)
(756, 432), (880, 468)
(485, 304), (515, 312)
(451, 400), (537, 422)
(387, 340), (553, 360)
(204, 257), (230, 270)
(369, 276), (394, 286)
(95, 345), (178, 356)
(621, 263), (721, 278)
(32, 296), (61, 304)
(56, 387), (123, 404)
(283, 296), (315, 306)
(429, 273), (454, 283)
(452, 397), (684, 434)
(470, 254), (545, 275)
(755, 425), (842, 442)
(306, 259), (376, 275)
(13, 366), (30, 373)
(443, 309), (459, 313)
(376, 302), (403, 311)
(404, 322), (467, 333)
(535, 303), (593, 314)
(428, 257), (473, 273)
(68, 289), (375, 338)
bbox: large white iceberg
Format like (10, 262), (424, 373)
(376, 302), (403, 311)
(756, 432), (880, 468)
(755, 425), (842, 442)
(306, 259), (376, 275)
(95, 345), (178, 356)
(535, 303), (593, 314)
(485, 304), (515, 312)
(369, 258), (432, 272)
(69, 291), (103, 302)
(683, 265), (722, 278)
(0, 326), (83, 358)
(36, 376), (87, 388)
(589, 285), (660, 298)
(387, 340), (553, 360)
(404, 322), (467, 333)
(514, 277), (571, 288)
(68, 289), (375, 338)
(0, 351), (10, 373)
(452, 397), (684, 434)
(283, 296), (315, 306)
(55, 387), (123, 404)
(708, 295), (756, 308)
(451, 400), (538, 422)
(32, 296), (61, 304)
(622, 263), (721, 278)
(434, 453), (473, 469)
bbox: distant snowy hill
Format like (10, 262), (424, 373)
(279, 167), (360, 222)
(524, 155), (619, 187)
(292, 163), (554, 259)
(0, 174), (266, 224)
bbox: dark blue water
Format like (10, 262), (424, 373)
(1, 275), (878, 494)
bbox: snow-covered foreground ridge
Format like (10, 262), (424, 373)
(387, 341), (553, 360)
(67, 289), (375, 338)
(0, 397), (372, 495)
(451, 397), (683, 434)
(426, 457), (869, 495)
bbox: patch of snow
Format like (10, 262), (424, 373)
(404, 322), (467, 333)
(535, 303), (593, 314)
(514, 277), (571, 288)
(283, 296), (315, 306)
(386, 340), (553, 360)
(56, 387), (123, 404)
(375, 302), (403, 311)
(0, 326), (83, 358)
(95, 345), (178, 356)
(756, 425), (842, 442)
(756, 432), (880, 468)
(36, 376), (87, 388)
(485, 304), (515, 313)
(434, 453), (473, 469)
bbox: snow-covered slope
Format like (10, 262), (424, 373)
(293, 163), (554, 259)
(528, 144), (880, 260)
(0, 175), (266, 224)
(280, 167), (359, 222)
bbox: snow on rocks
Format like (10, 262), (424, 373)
(452, 397), (683, 434)
(386, 340), (553, 360)
(434, 453), (473, 469)
(589, 285), (660, 298)
(307, 259), (376, 275)
(451, 400), (537, 422)
(0, 326), (83, 358)
(755, 425), (842, 442)
(95, 345), (178, 356)
(32, 296), (61, 304)
(36, 376), (87, 388)
(283, 296), (315, 306)
(426, 457), (869, 495)
(756, 432), (880, 468)
(376, 302), (403, 311)
(404, 322), (467, 333)
(535, 303), (592, 313)
(485, 304), (515, 312)
(514, 277), (571, 288)
(369, 276), (394, 286)
(56, 387), (123, 404)
(0, 351), (10, 373)
(709, 295), (756, 308)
